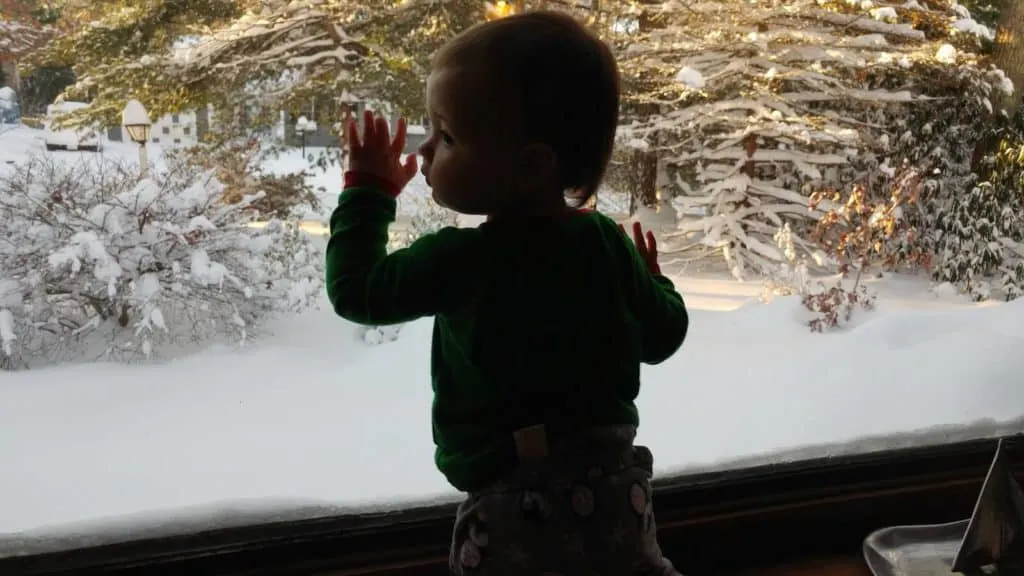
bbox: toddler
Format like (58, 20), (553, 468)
(326, 10), (689, 575)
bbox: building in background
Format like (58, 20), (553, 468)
(107, 105), (212, 147)
(280, 98), (427, 154)
(149, 110), (200, 147)
(105, 100), (428, 154)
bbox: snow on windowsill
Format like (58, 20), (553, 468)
(1, 417), (1019, 560)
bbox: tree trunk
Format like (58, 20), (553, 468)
(196, 105), (210, 143)
(629, 0), (663, 213)
(972, 1), (1024, 171)
(993, 0), (1024, 117)
(633, 149), (658, 209)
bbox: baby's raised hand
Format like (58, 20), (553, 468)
(620, 221), (661, 275)
(346, 110), (418, 195)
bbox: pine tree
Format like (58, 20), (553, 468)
(609, 0), (1003, 278)
(29, 0), (244, 126)
(29, 0), (483, 130)
(0, 0), (54, 65)
(934, 119), (1024, 301)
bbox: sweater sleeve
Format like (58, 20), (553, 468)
(636, 271), (689, 364)
(325, 185), (481, 326)
(623, 234), (689, 365)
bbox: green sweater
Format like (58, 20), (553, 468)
(326, 185), (689, 492)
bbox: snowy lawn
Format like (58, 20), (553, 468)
(2, 273), (1024, 549)
(0, 124), (168, 179)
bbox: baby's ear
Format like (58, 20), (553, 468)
(518, 143), (559, 192)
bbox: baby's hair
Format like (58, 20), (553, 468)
(433, 10), (620, 207)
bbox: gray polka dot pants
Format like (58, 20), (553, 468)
(449, 426), (683, 575)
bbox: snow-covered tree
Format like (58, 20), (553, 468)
(968, 0), (1021, 179)
(31, 0), (482, 130)
(933, 117), (1024, 300)
(602, 0), (677, 213)
(0, 18), (48, 63)
(988, 0), (1023, 115)
(31, 0), (1017, 287)
(0, 0), (54, 66)
(28, 0), (244, 126)
(0, 154), (322, 369)
(614, 0), (1005, 279)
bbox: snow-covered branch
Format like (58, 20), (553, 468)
(0, 18), (53, 60)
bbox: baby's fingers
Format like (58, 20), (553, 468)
(360, 110), (376, 148)
(645, 230), (657, 255)
(631, 222), (647, 255)
(392, 117), (408, 157)
(374, 115), (391, 151)
(401, 153), (418, 181)
(346, 119), (361, 151)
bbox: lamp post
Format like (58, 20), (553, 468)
(122, 99), (152, 176)
(295, 115), (317, 158)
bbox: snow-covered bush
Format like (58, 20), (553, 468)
(932, 116), (1024, 301)
(389, 196), (461, 252)
(622, 0), (1002, 279)
(798, 178), (922, 332)
(358, 196), (458, 346)
(761, 223), (810, 301)
(802, 281), (876, 333)
(0, 154), (322, 369)
(169, 135), (324, 219)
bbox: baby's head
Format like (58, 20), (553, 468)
(418, 11), (619, 216)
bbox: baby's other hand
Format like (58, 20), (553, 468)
(620, 221), (661, 275)
(346, 110), (418, 195)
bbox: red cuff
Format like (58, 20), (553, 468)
(344, 171), (401, 197)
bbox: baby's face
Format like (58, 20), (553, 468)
(418, 66), (522, 215)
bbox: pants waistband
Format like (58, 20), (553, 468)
(474, 425), (649, 495)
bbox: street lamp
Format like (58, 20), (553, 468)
(122, 99), (152, 176)
(295, 115), (317, 158)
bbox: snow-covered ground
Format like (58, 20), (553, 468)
(2, 282), (1023, 546)
(0, 124), (161, 177)
(1, 125), (1023, 555)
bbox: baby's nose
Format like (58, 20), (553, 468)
(417, 140), (433, 160)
